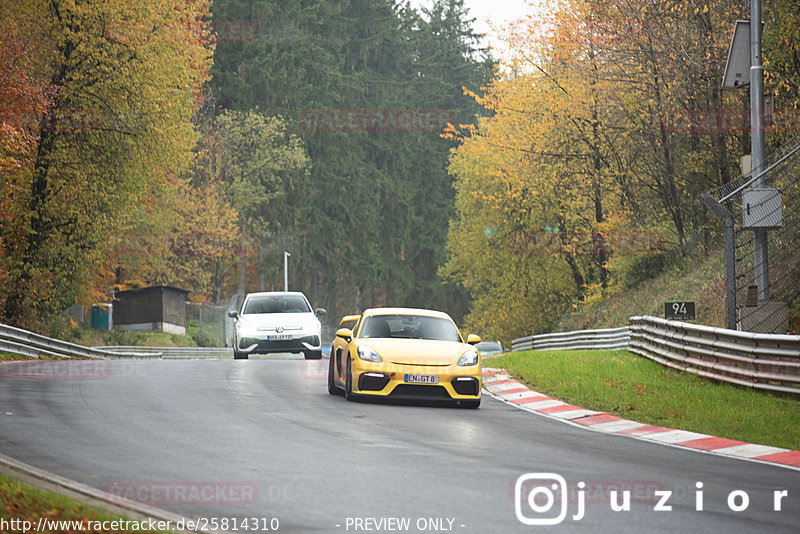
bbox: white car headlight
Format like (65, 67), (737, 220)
(357, 346), (382, 363)
(458, 349), (479, 366)
(237, 323), (259, 337)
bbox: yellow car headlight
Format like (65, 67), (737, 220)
(357, 346), (382, 363)
(458, 348), (479, 366)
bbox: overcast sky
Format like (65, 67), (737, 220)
(407, 0), (543, 57)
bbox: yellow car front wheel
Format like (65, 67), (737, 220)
(345, 357), (354, 401)
(328, 353), (342, 396)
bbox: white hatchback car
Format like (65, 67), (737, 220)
(228, 292), (326, 360)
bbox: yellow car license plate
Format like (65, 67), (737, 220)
(405, 374), (439, 384)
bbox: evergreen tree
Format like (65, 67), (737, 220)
(209, 0), (493, 321)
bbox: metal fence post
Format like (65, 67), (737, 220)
(723, 216), (736, 330)
(699, 193), (737, 329)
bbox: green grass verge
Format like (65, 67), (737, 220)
(0, 353), (74, 361)
(55, 320), (214, 348)
(0, 474), (170, 533)
(555, 249), (727, 331)
(489, 349), (800, 451)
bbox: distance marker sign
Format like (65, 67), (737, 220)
(665, 301), (695, 321)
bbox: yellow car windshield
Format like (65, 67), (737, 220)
(359, 315), (461, 342)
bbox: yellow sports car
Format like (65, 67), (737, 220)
(327, 307), (483, 408)
(329, 314), (361, 371)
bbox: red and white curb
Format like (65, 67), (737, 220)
(482, 368), (800, 470)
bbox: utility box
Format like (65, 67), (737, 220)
(742, 188), (782, 229)
(91, 304), (112, 330)
(113, 286), (189, 335)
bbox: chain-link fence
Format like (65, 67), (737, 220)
(186, 295), (239, 347)
(705, 133), (800, 333)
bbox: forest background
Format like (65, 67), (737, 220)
(1, 0), (798, 340)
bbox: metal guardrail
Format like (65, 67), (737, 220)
(628, 315), (800, 395)
(510, 317), (800, 395)
(0, 324), (158, 359)
(0, 322), (251, 360)
(511, 326), (630, 352)
(97, 346), (232, 359)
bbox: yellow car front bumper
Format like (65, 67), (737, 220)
(349, 359), (482, 400)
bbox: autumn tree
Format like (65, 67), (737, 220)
(98, 175), (240, 304)
(0, 1), (53, 177)
(442, 0), (636, 339)
(201, 110), (309, 296)
(0, 0), (213, 329)
(441, 0), (761, 339)
(765, 0), (800, 111)
(0, 1), (55, 315)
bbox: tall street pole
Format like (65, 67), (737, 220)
(284, 251), (291, 292)
(750, 0), (769, 301)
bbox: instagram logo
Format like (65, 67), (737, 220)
(515, 473), (572, 526)
(513, 473), (790, 524)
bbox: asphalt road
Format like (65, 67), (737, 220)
(1, 358), (798, 533)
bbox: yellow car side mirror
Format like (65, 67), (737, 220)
(466, 334), (481, 345)
(336, 328), (353, 342)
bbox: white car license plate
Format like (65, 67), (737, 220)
(267, 334), (292, 341)
(405, 374), (439, 384)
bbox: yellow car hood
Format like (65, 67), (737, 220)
(362, 339), (468, 366)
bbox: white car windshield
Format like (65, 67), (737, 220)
(243, 295), (311, 314)
(359, 315), (461, 342)
(475, 341), (502, 353)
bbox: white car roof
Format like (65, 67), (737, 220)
(244, 291), (308, 298)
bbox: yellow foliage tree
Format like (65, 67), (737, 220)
(0, 0), (214, 329)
